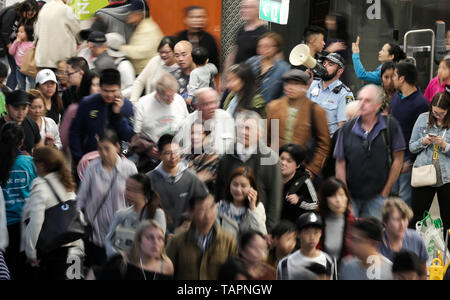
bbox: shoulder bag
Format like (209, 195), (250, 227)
(411, 129), (447, 187)
(35, 178), (85, 253)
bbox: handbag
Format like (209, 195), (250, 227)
(20, 46), (37, 78)
(36, 178), (85, 253)
(411, 129), (447, 188)
(411, 165), (437, 187)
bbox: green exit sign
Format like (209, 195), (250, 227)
(259, 0), (290, 25)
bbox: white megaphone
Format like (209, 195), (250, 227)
(289, 44), (326, 77)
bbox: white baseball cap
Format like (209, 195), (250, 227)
(35, 69), (58, 87)
(106, 33), (126, 58)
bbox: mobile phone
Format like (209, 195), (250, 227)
(428, 133), (437, 137)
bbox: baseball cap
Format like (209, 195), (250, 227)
(282, 69), (311, 84)
(6, 90), (30, 107)
(87, 31), (107, 44)
(128, 0), (149, 13)
(35, 69), (57, 87)
(296, 212), (323, 231)
(106, 33), (126, 58)
(324, 53), (345, 69)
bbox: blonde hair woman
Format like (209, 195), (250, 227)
(98, 220), (173, 280)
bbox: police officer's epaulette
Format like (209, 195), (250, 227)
(332, 84), (352, 94)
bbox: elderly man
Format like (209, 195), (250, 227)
(334, 84), (406, 220)
(215, 110), (282, 232)
(173, 40), (196, 101)
(87, 31), (116, 74)
(176, 87), (234, 155)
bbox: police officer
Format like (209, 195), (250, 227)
(307, 53), (354, 137)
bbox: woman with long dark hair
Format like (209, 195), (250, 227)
(77, 130), (137, 269)
(21, 146), (77, 280)
(409, 92), (450, 232)
(0, 122), (37, 279)
(0, 0), (39, 90)
(216, 166), (267, 238)
(105, 173), (168, 258)
(35, 69), (63, 124)
(59, 70), (100, 153)
(223, 63), (266, 118)
(316, 177), (354, 264)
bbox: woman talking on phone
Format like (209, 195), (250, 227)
(409, 92), (450, 232)
(216, 166), (267, 238)
(69, 69), (135, 167)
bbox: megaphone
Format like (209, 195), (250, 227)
(289, 44), (326, 77)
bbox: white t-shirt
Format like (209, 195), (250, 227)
(277, 250), (334, 280)
(39, 116), (62, 149)
(134, 91), (189, 142)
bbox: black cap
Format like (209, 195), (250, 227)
(282, 69), (311, 84)
(296, 212), (323, 231)
(5, 90), (30, 107)
(87, 31), (107, 44)
(324, 52), (345, 69)
(128, 0), (150, 13)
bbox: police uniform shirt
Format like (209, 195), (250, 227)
(307, 79), (354, 136)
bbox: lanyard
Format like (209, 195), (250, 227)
(432, 129), (447, 161)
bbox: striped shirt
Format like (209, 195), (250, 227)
(77, 156), (138, 247)
(0, 251), (10, 280)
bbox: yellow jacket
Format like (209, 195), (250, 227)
(120, 18), (163, 74)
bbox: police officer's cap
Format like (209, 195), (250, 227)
(324, 53), (345, 69)
(296, 212), (323, 231)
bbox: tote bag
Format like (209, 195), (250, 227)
(20, 47), (38, 78)
(36, 179), (85, 253)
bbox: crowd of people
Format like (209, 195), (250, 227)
(0, 0), (450, 281)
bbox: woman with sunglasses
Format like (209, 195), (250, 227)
(409, 92), (450, 232)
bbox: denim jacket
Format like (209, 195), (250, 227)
(246, 55), (291, 104)
(409, 112), (450, 184)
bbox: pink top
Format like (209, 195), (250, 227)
(59, 103), (79, 152)
(424, 75), (449, 104)
(8, 40), (34, 67)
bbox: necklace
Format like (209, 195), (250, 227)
(139, 256), (158, 280)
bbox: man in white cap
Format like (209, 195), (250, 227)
(106, 33), (136, 91)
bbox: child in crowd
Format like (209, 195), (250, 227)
(8, 25), (35, 90)
(276, 212), (334, 280)
(266, 220), (297, 268)
(186, 46), (218, 105)
(424, 56), (450, 103)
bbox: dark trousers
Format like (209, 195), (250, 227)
(84, 241), (107, 269)
(37, 247), (70, 280)
(410, 183), (450, 237)
(5, 223), (26, 280)
(6, 53), (17, 90)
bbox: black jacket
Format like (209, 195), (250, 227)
(281, 167), (318, 223)
(0, 4), (19, 49)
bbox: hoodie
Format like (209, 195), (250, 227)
(147, 161), (208, 233)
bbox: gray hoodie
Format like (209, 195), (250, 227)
(147, 161), (208, 233)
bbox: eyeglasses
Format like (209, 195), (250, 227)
(67, 71), (78, 78)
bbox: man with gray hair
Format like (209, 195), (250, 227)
(176, 87), (235, 155)
(215, 109), (283, 232)
(87, 31), (116, 74)
(334, 84), (406, 220)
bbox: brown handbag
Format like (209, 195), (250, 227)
(20, 46), (38, 78)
